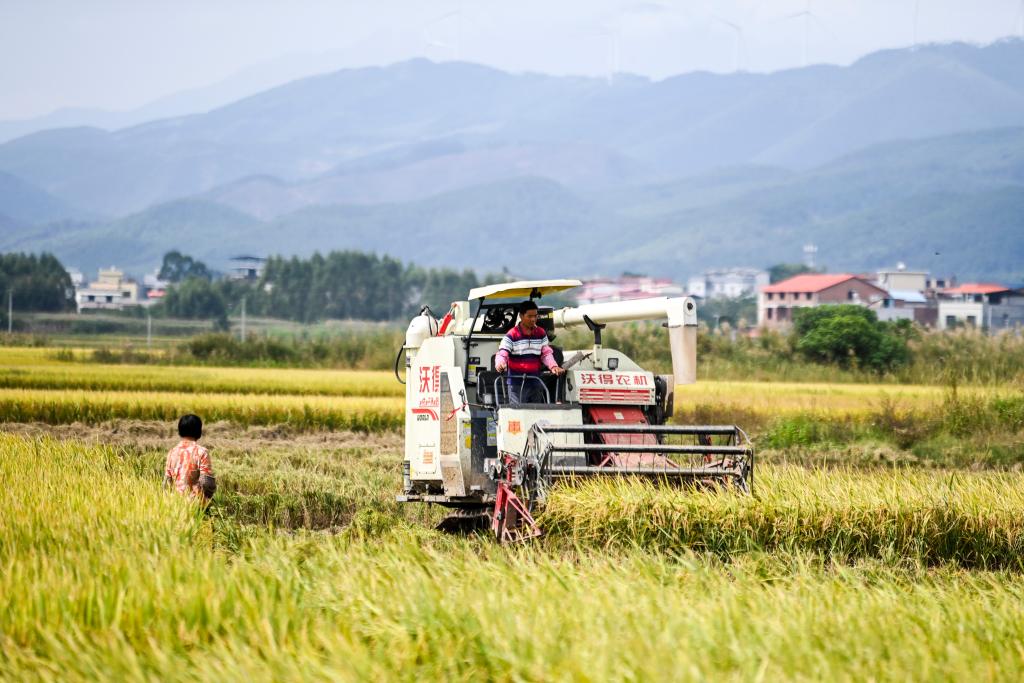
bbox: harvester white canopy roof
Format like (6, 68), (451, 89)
(468, 279), (582, 300)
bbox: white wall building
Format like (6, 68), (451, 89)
(875, 264), (928, 293)
(688, 268), (769, 299)
(75, 267), (142, 311)
(869, 290), (930, 324)
(576, 276), (684, 305)
(937, 284), (1024, 331)
(229, 255), (266, 281)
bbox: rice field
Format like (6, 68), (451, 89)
(0, 347), (402, 396)
(2, 346), (1002, 407)
(544, 469), (1024, 567)
(677, 378), (991, 413)
(4, 433), (1024, 680)
(3, 346), (1017, 432)
(3, 346), (1024, 679)
(0, 387), (402, 431)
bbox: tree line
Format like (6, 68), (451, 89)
(158, 250), (484, 324)
(0, 253), (75, 327)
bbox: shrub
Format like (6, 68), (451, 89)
(794, 305), (910, 371)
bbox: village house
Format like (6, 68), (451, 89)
(687, 267), (769, 299)
(229, 255), (266, 281)
(74, 267), (142, 311)
(874, 264), (928, 292)
(937, 284), (1024, 331)
(757, 273), (888, 329)
(575, 275), (684, 305)
(869, 289), (937, 326)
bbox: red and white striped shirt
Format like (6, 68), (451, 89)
(496, 324), (557, 374)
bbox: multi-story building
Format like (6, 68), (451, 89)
(937, 284), (1024, 331)
(576, 275), (684, 305)
(875, 264), (928, 292)
(65, 268), (85, 288)
(869, 290), (937, 326)
(687, 267), (769, 299)
(75, 267), (142, 311)
(142, 270), (170, 302)
(229, 255), (266, 281)
(757, 273), (888, 329)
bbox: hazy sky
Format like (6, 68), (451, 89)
(1, 0), (1021, 120)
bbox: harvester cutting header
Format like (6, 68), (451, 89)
(396, 279), (752, 542)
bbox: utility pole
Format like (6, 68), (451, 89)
(240, 296), (247, 341)
(146, 310), (152, 350)
(6, 290), (11, 334)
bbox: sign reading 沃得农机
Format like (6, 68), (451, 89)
(573, 370), (655, 405)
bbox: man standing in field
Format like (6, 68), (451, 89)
(164, 414), (216, 502)
(494, 300), (564, 404)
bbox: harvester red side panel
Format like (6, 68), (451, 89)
(585, 405), (670, 468)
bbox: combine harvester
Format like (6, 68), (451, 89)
(396, 280), (753, 542)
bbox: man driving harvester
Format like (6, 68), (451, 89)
(494, 300), (565, 404)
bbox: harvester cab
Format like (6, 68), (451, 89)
(396, 279), (752, 542)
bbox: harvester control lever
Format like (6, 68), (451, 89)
(583, 315), (606, 345)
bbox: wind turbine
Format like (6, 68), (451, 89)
(421, 4), (465, 61)
(584, 1), (683, 85)
(913, 0), (920, 47)
(712, 15), (745, 72)
(786, 0), (813, 67)
(602, 23), (622, 84)
(778, 0), (834, 68)
(583, 2), (627, 86)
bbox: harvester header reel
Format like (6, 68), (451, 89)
(527, 423), (753, 494)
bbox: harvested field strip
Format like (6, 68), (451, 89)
(4, 434), (1024, 681)
(0, 388), (403, 431)
(0, 356), (402, 397)
(543, 466), (1024, 567)
(203, 443), (427, 530)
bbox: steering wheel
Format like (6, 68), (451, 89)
(481, 305), (516, 333)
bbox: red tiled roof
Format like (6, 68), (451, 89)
(942, 283), (1009, 295)
(761, 273), (858, 294)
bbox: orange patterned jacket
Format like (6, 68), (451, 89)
(164, 439), (213, 498)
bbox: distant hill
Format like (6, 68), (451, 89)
(0, 171), (84, 225)
(2, 41), (1024, 217)
(7, 127), (1024, 283)
(0, 50), (364, 143)
(601, 127), (1024, 281)
(0, 176), (611, 275)
(204, 141), (641, 219)
(2, 200), (260, 274)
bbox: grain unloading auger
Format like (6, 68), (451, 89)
(396, 280), (753, 543)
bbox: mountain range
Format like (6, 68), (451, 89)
(1, 40), (1023, 282)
